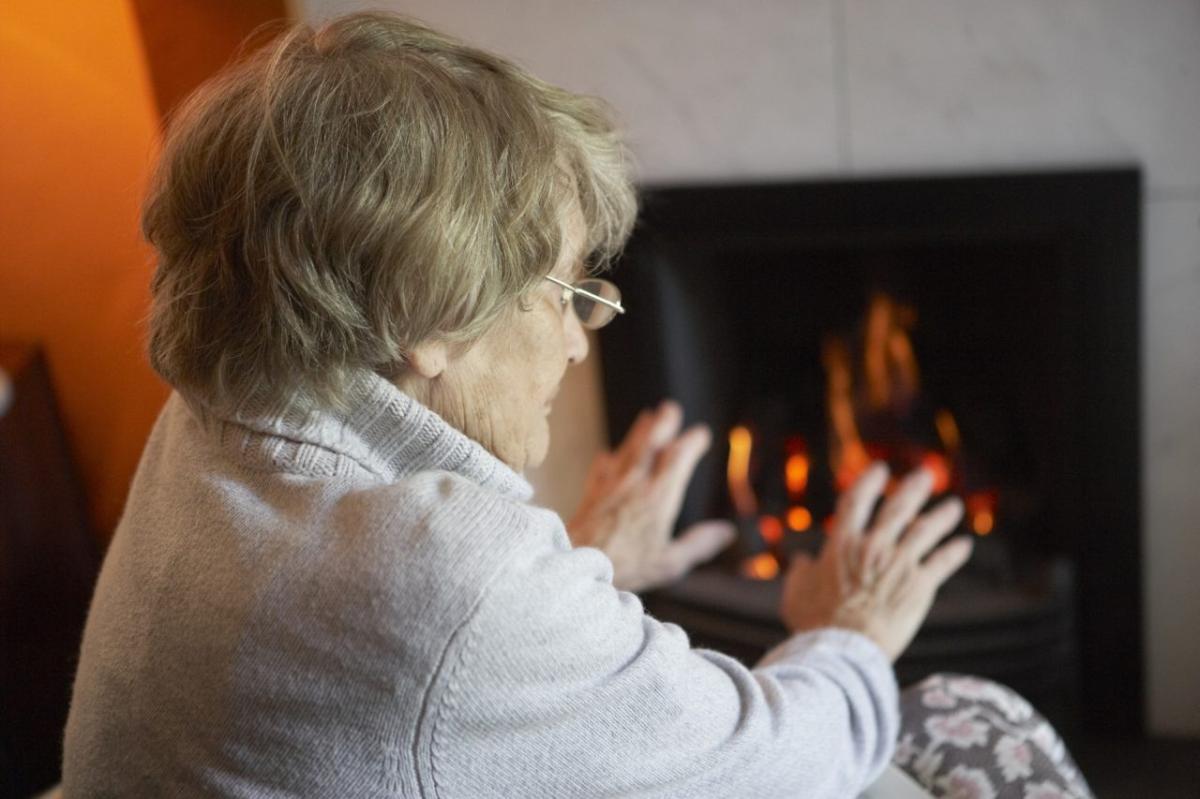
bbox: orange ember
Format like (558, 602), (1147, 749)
(741, 552), (780, 580)
(786, 506), (813, 532)
(935, 408), (961, 453)
(967, 491), (998, 536)
(785, 453), (810, 496)
(920, 451), (952, 494)
(972, 510), (995, 535)
(759, 515), (784, 545)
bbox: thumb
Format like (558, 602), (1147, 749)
(585, 449), (615, 486)
(779, 551), (814, 620)
(785, 550), (814, 572)
(782, 550), (815, 585)
(664, 520), (736, 577)
(576, 451), (616, 513)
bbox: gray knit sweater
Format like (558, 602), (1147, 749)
(63, 370), (899, 797)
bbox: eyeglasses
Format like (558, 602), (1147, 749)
(544, 275), (625, 330)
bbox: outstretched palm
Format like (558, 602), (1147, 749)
(567, 400), (735, 593)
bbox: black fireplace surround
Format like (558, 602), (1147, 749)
(598, 168), (1141, 735)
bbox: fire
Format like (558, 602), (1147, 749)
(786, 506), (813, 532)
(935, 409), (961, 454)
(741, 552), (780, 580)
(727, 425), (757, 518)
(785, 453), (810, 496)
(967, 492), (998, 536)
(919, 451), (952, 494)
(758, 515), (784, 545)
(827, 294), (926, 492)
(824, 339), (872, 491)
(724, 292), (1004, 576)
(823, 294), (993, 508)
(863, 294), (920, 413)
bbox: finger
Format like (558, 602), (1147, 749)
(868, 467), (936, 548)
(919, 535), (974, 587)
(833, 462), (889, 538)
(649, 423), (712, 519)
(782, 550), (814, 590)
(661, 520), (736, 579)
(646, 399), (684, 451)
(877, 550), (918, 596)
(780, 552), (815, 622)
(786, 550), (814, 573)
(616, 401), (683, 479)
(613, 409), (654, 471)
(896, 496), (964, 564)
(782, 547), (811, 573)
(582, 449), (615, 491)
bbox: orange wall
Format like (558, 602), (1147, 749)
(132, 0), (290, 119)
(0, 2), (166, 538)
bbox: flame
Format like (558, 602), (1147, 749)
(935, 409), (961, 454)
(786, 506), (813, 532)
(727, 425), (757, 517)
(759, 515), (784, 545)
(826, 294), (971, 501)
(967, 491), (998, 536)
(973, 510), (995, 535)
(919, 451), (952, 494)
(864, 294), (920, 412)
(824, 339), (872, 491)
(741, 552), (780, 580)
(785, 453), (810, 496)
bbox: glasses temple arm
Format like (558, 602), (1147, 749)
(544, 275), (625, 314)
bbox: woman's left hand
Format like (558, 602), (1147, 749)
(566, 400), (736, 593)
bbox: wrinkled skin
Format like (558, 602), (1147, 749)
(780, 463), (974, 662)
(566, 400), (735, 592)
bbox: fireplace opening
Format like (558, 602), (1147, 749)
(599, 169), (1141, 735)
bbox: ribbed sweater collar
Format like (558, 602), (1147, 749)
(205, 369), (534, 502)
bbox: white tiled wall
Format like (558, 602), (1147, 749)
(843, 0), (1200, 185)
(300, 0), (1200, 736)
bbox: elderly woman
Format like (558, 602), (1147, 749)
(63, 12), (1092, 799)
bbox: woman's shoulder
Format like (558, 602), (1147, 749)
(334, 468), (555, 542)
(325, 468), (570, 599)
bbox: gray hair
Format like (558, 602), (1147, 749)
(143, 12), (637, 413)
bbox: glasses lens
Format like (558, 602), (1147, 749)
(573, 279), (621, 329)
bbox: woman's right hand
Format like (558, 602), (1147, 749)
(779, 463), (973, 662)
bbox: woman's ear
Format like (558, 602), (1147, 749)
(406, 339), (449, 379)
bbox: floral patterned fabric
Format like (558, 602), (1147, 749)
(893, 674), (1094, 799)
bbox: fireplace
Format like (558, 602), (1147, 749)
(599, 169), (1141, 735)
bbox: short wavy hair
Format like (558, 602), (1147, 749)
(144, 12), (637, 413)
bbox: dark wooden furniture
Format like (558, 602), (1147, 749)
(0, 343), (101, 798)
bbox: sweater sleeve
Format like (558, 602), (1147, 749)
(421, 516), (899, 799)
